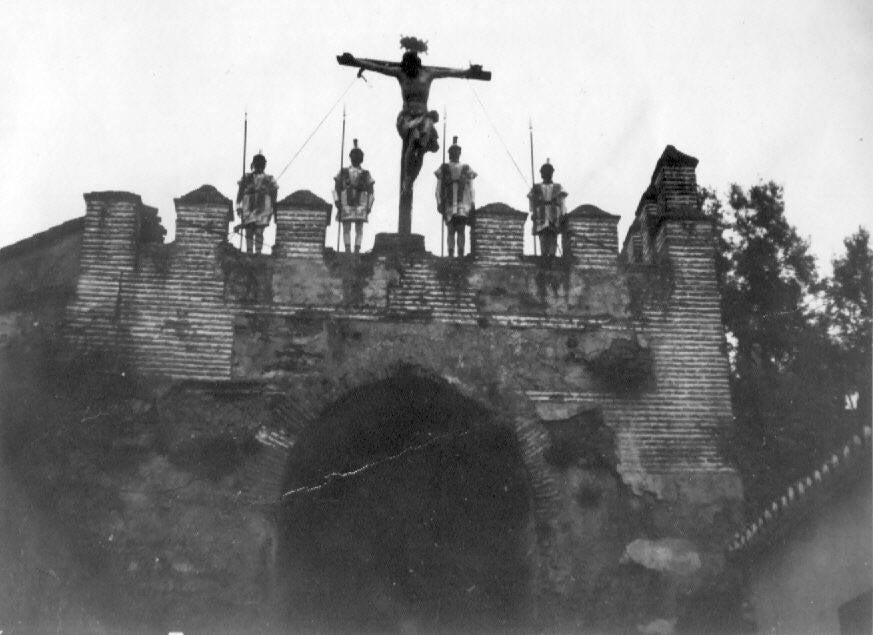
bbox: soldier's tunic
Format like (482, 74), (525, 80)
(333, 166), (375, 222)
(528, 182), (567, 234)
(435, 163), (477, 224)
(237, 172), (278, 228)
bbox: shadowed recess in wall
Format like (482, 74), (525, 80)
(279, 370), (532, 632)
(542, 408), (615, 470)
(586, 336), (653, 391)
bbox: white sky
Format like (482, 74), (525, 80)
(2, 0), (871, 266)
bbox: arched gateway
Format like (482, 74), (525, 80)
(279, 370), (531, 631)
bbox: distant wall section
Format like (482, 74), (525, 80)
(0, 217), (84, 347)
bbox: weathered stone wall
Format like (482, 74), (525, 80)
(0, 217), (83, 346)
(0, 144), (744, 632)
(65, 186), (233, 378)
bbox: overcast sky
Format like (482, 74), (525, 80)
(2, 0), (871, 265)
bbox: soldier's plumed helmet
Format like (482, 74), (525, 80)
(349, 139), (364, 163)
(540, 160), (554, 176)
(448, 136), (462, 159)
(251, 153), (267, 170)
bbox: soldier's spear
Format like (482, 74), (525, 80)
(238, 111), (248, 251)
(441, 107), (446, 257)
(242, 111), (248, 180)
(336, 105), (346, 252)
(529, 117), (538, 256)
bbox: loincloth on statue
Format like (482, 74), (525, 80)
(396, 107), (440, 152)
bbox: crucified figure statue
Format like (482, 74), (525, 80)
(338, 38), (490, 235)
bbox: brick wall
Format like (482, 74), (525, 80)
(65, 187), (234, 379)
(620, 145), (733, 480)
(66, 192), (142, 348)
(564, 204), (619, 268)
(470, 203), (526, 263)
(51, 152), (735, 479)
(274, 190), (332, 259)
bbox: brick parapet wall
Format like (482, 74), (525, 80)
(640, 149), (732, 476)
(174, 217), (229, 270)
(80, 192), (140, 274)
(275, 209), (328, 258)
(471, 204), (526, 264)
(625, 145), (703, 267)
(609, 146), (734, 480)
(621, 231), (642, 265)
(564, 206), (619, 269)
(63, 189), (232, 377)
(273, 190), (331, 259)
(656, 165), (698, 213)
(172, 184), (232, 273)
(638, 199), (659, 264)
(66, 192), (142, 348)
(638, 218), (732, 474)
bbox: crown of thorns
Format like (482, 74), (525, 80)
(400, 36), (428, 54)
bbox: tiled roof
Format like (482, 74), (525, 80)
(0, 217), (85, 262)
(727, 425), (872, 553)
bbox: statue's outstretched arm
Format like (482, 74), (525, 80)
(429, 64), (491, 81)
(337, 53), (400, 77)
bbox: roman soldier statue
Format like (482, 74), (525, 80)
(333, 139), (375, 253)
(435, 136), (477, 257)
(236, 152), (278, 255)
(528, 159), (567, 258)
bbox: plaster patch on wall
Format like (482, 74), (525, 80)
(619, 470), (744, 503)
(621, 538), (700, 576)
(535, 401), (588, 421)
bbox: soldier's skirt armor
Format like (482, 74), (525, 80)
(435, 163), (476, 224)
(334, 167), (374, 222)
(529, 182), (567, 234)
(238, 173), (278, 227)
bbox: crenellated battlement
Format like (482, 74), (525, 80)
(61, 147), (708, 292)
(54, 146), (731, 479)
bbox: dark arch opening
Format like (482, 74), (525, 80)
(279, 371), (532, 632)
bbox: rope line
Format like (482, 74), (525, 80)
(469, 85), (529, 189)
(276, 76), (359, 181)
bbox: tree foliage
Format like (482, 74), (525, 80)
(702, 183), (869, 511)
(822, 227), (872, 420)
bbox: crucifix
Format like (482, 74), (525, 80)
(337, 37), (491, 235)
